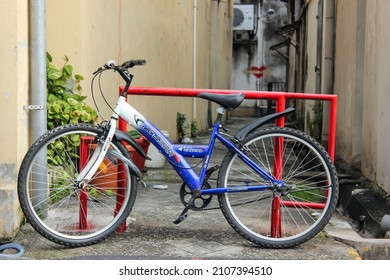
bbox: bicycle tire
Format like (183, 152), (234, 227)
(17, 124), (137, 247)
(217, 127), (339, 248)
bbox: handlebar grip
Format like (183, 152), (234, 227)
(121, 59), (146, 68)
(132, 59), (146, 66)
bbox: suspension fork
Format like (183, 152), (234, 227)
(77, 118), (118, 230)
(76, 118), (118, 186)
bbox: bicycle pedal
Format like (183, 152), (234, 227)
(173, 194), (196, 224)
(173, 213), (188, 225)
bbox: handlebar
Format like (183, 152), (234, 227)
(93, 59), (146, 75)
(92, 59), (146, 96)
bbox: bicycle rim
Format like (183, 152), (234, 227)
(218, 127), (338, 248)
(18, 124), (136, 246)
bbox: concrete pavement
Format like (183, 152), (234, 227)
(10, 179), (362, 260)
(5, 117), (390, 260)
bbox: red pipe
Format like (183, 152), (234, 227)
(115, 162), (127, 232)
(271, 197), (282, 238)
(282, 201), (325, 210)
(123, 86), (337, 160)
(123, 86), (337, 101)
(328, 97), (337, 160)
(79, 137), (92, 230)
(118, 95), (129, 232)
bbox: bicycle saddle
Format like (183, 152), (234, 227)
(198, 92), (245, 111)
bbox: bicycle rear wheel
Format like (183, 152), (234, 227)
(18, 124), (137, 247)
(218, 127), (339, 248)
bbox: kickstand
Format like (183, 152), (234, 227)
(173, 194), (197, 225)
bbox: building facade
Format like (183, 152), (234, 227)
(285, 0), (390, 194)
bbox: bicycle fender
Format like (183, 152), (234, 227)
(234, 107), (295, 141)
(114, 129), (151, 160)
(107, 149), (143, 178)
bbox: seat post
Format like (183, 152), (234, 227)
(214, 106), (225, 125)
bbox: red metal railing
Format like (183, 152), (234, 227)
(122, 87), (337, 237)
(77, 87), (338, 234)
(121, 86), (337, 161)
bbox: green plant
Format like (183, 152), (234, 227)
(190, 120), (199, 138)
(176, 112), (189, 142)
(289, 184), (323, 202)
(46, 53), (97, 166)
(46, 52), (97, 130)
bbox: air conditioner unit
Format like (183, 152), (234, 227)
(233, 5), (254, 31)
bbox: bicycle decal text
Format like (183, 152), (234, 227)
(135, 115), (176, 159)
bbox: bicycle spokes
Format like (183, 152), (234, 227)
(218, 127), (338, 248)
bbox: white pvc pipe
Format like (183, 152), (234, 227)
(193, 0), (197, 120)
(30, 0), (47, 141)
(29, 0), (47, 210)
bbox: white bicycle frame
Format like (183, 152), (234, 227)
(76, 96), (142, 185)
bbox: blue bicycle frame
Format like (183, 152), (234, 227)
(115, 96), (283, 196)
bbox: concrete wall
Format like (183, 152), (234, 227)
(302, 0), (319, 136)
(360, 0), (390, 193)
(46, 0), (233, 141)
(327, 0), (390, 194)
(334, 0), (362, 166)
(287, 0), (390, 194)
(0, 0), (29, 240)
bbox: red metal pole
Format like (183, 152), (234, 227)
(273, 96), (286, 178)
(125, 86), (336, 101)
(270, 97), (286, 237)
(79, 137), (91, 230)
(275, 96), (286, 125)
(118, 92), (127, 132)
(282, 201), (325, 209)
(79, 191), (88, 230)
(328, 96), (337, 161)
(116, 162), (127, 232)
(271, 197), (282, 238)
(117, 91), (128, 232)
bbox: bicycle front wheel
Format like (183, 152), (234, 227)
(218, 127), (339, 248)
(18, 124), (137, 247)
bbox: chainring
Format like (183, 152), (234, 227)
(179, 182), (213, 211)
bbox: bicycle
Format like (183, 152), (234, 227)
(18, 59), (339, 248)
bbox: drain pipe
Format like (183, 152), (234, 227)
(29, 0), (47, 209)
(193, 0), (198, 121)
(321, 0), (335, 146)
(29, 0), (47, 141)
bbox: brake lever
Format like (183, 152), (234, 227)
(92, 60), (119, 75)
(92, 67), (104, 75)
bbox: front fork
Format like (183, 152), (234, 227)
(76, 118), (117, 186)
